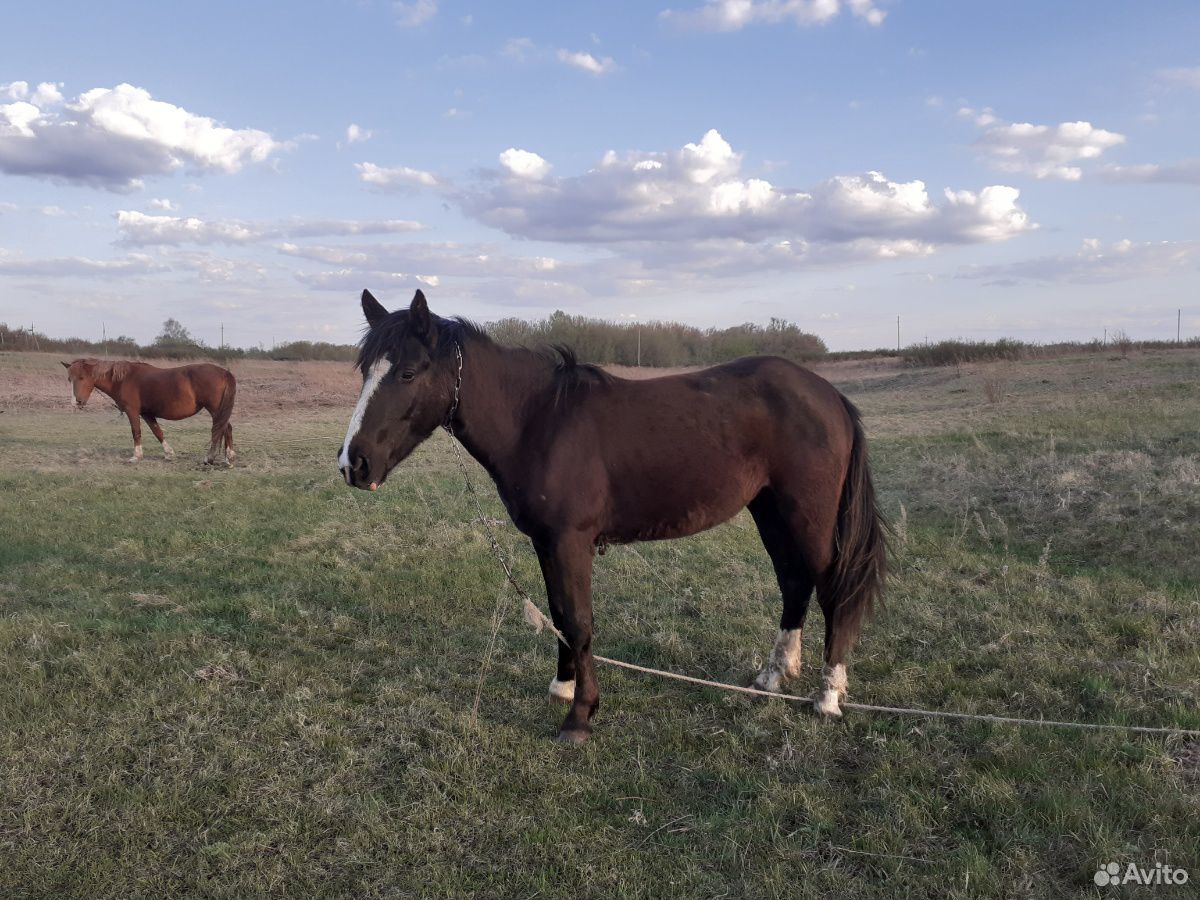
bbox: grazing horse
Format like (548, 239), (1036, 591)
(339, 289), (887, 743)
(63, 359), (237, 465)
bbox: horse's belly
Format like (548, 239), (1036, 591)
(155, 399), (201, 420)
(607, 480), (758, 544)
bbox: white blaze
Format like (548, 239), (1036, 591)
(339, 359), (392, 472)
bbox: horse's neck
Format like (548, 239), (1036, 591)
(451, 339), (550, 477)
(93, 367), (120, 397)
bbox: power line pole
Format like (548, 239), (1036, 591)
(896, 315), (900, 352)
(1179, 308), (1182, 344)
(637, 325), (642, 367)
(220, 323), (225, 350)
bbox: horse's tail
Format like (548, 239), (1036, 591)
(825, 395), (889, 660)
(212, 370), (237, 448)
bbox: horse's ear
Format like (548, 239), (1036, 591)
(409, 289), (431, 338)
(61, 361), (70, 369)
(362, 289), (388, 328)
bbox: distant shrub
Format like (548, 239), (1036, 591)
(901, 338), (1027, 368)
(1110, 329), (1135, 357)
(264, 341), (356, 362)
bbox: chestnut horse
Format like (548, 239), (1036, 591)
(339, 290), (887, 743)
(63, 359), (237, 465)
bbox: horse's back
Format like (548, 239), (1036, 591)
(597, 356), (850, 448)
(530, 355), (853, 543)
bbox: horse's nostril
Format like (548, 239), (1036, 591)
(352, 453), (369, 477)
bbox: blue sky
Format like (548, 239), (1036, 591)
(2, 0), (1198, 351)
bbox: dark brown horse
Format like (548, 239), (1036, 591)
(339, 289), (887, 743)
(63, 359), (237, 465)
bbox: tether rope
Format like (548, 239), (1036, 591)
(439, 352), (1200, 740)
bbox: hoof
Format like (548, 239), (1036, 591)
(753, 671), (782, 693)
(548, 677), (575, 704)
(555, 728), (591, 745)
(813, 690), (843, 718)
(126, 456), (140, 464)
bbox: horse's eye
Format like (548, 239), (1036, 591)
(400, 369), (416, 382)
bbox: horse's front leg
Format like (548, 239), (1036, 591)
(124, 409), (143, 463)
(535, 537), (598, 743)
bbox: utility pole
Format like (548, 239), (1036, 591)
(896, 315), (901, 352)
(637, 325), (642, 367)
(102, 322), (108, 358)
(1179, 308), (1182, 344)
(220, 323), (225, 350)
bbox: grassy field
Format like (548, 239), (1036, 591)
(1, 349), (1198, 898)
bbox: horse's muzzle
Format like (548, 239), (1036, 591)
(339, 445), (378, 491)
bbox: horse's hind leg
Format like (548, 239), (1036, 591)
(748, 489), (816, 693)
(813, 590), (851, 717)
(223, 423), (235, 465)
(142, 414), (173, 459)
(204, 412), (223, 465)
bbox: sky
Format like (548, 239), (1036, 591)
(1, 0), (1199, 352)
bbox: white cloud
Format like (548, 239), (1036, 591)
(556, 49), (619, 76)
(498, 148), (551, 180)
(458, 129), (1033, 254)
(280, 240), (560, 293)
(3, 81), (63, 105)
(958, 238), (1200, 285)
(355, 161), (440, 190)
(116, 211), (260, 245)
(0, 250), (168, 278)
(969, 112), (1125, 180)
(1099, 159), (1200, 185)
(660, 0), (885, 31)
(1157, 66), (1200, 90)
(502, 37), (537, 62)
(148, 197), (178, 211)
(345, 123), (372, 145)
(0, 81), (281, 191)
(115, 210), (425, 245)
(394, 0), (437, 27)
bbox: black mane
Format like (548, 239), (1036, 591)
(551, 344), (613, 386)
(355, 313), (483, 374)
(356, 312), (612, 390)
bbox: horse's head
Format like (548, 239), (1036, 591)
(62, 359), (98, 408)
(338, 288), (460, 491)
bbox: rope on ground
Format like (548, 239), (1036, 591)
(517, 599), (1200, 738)
(447, 434), (1200, 741)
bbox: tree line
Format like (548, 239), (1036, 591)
(4, 315), (1194, 369)
(1, 311), (829, 366)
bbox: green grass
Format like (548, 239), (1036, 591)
(1, 351), (1198, 898)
